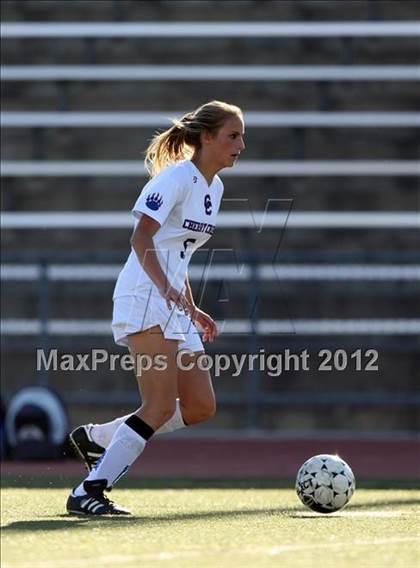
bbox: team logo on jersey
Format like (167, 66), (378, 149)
(193, 176), (198, 184)
(204, 194), (212, 215)
(183, 218), (215, 235)
(146, 193), (163, 211)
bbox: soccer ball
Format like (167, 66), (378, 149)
(295, 454), (355, 513)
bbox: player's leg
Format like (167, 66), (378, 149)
(176, 350), (216, 426)
(70, 318), (208, 469)
(67, 326), (178, 515)
(136, 349), (216, 437)
(70, 398), (187, 471)
(84, 394), (186, 445)
(71, 352), (216, 470)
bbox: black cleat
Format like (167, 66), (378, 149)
(69, 424), (105, 471)
(66, 480), (131, 516)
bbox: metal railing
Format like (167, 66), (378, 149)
(3, 111), (419, 128)
(2, 64), (419, 81)
(2, 251), (419, 424)
(2, 22), (420, 38)
(2, 161), (419, 177)
(2, 263), (420, 281)
(2, 111), (418, 164)
(2, 211), (419, 228)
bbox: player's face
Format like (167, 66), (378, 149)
(207, 115), (246, 169)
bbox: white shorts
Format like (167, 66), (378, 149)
(112, 292), (204, 353)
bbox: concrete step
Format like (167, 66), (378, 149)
(3, 226), (419, 255)
(3, 79), (420, 113)
(2, 278), (418, 319)
(3, 35), (420, 65)
(1, 344), (418, 397)
(3, 0), (420, 24)
(2, 174), (418, 212)
(3, 124), (419, 161)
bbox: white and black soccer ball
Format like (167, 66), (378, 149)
(295, 454), (355, 513)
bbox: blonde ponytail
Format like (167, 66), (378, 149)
(144, 100), (243, 177)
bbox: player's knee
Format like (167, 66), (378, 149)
(160, 402), (178, 424)
(184, 397), (216, 425)
(141, 400), (176, 426)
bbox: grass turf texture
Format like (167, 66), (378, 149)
(1, 477), (419, 568)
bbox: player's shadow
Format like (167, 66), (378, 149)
(344, 498), (420, 509)
(3, 497), (420, 532)
(286, 497), (420, 519)
(1, 506), (296, 532)
(1, 519), (92, 531)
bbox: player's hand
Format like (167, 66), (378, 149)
(159, 285), (191, 313)
(191, 308), (218, 342)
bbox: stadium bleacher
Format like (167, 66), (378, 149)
(1, 0), (419, 431)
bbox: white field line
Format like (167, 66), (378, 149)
(292, 510), (407, 518)
(3, 535), (419, 567)
(0, 552), (200, 568)
(266, 536), (420, 555)
(1, 556), (141, 568)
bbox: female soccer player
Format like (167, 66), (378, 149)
(66, 100), (245, 515)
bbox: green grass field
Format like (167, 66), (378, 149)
(1, 478), (419, 568)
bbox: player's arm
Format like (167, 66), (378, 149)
(131, 214), (189, 311)
(185, 273), (218, 342)
(184, 274), (196, 309)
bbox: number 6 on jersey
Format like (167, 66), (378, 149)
(180, 238), (197, 259)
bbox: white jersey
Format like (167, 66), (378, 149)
(113, 159), (224, 299)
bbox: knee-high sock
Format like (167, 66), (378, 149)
(73, 415), (154, 496)
(90, 414), (131, 448)
(90, 399), (186, 448)
(155, 399), (187, 435)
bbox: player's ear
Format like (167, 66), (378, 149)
(201, 128), (213, 145)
